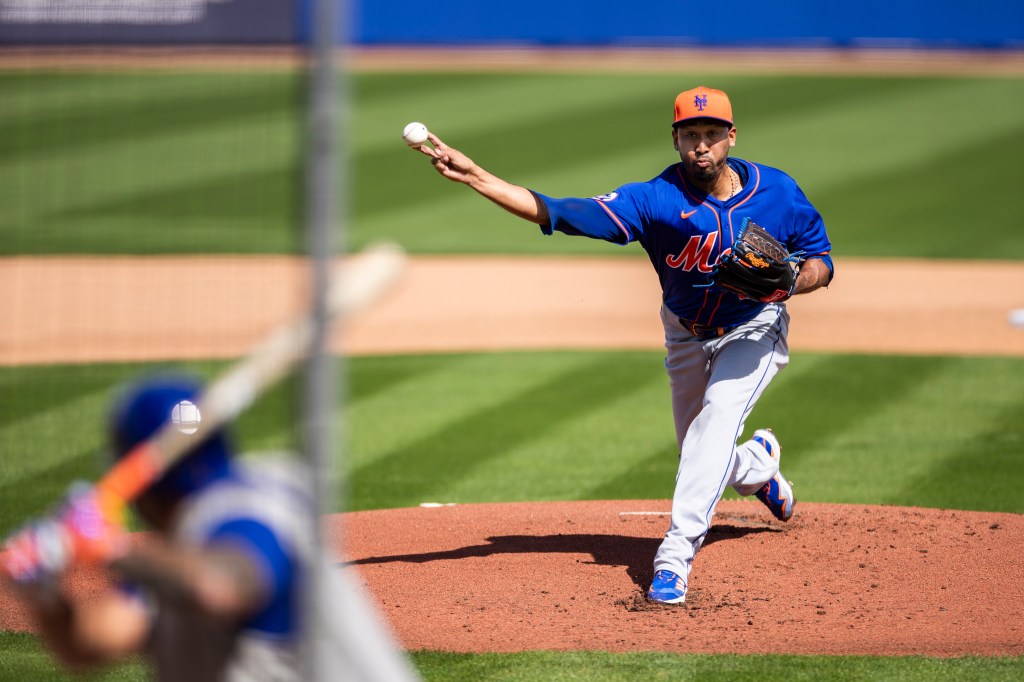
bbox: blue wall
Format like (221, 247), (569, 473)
(2, 0), (1021, 49)
(353, 0), (1023, 50)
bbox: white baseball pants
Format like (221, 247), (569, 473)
(652, 303), (790, 583)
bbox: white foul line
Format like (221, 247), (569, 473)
(619, 511), (671, 516)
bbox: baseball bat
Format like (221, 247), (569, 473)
(94, 242), (406, 521)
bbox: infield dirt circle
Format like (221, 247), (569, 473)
(1, 255), (1023, 657)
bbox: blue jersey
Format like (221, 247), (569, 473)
(176, 458), (312, 638)
(148, 457), (314, 681)
(535, 158), (833, 328)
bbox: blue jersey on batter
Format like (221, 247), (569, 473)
(534, 158), (833, 328)
(173, 458), (313, 639)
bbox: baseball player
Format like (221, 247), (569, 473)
(5, 374), (419, 680)
(414, 86), (833, 604)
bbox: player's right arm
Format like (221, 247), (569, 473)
(18, 582), (150, 669)
(418, 133), (550, 224)
(418, 132), (642, 244)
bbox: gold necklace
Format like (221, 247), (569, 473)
(729, 168), (738, 198)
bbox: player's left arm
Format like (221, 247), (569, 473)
(787, 183), (834, 297)
(791, 257), (832, 296)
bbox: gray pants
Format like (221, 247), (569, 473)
(653, 303), (790, 582)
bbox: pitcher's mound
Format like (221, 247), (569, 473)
(335, 499), (1024, 657)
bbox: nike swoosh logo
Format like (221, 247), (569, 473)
(680, 209), (698, 219)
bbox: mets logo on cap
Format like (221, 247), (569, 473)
(674, 86), (734, 127)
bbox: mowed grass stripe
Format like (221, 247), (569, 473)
(579, 441), (679, 502)
(356, 74), (886, 217)
(351, 188), (584, 255)
(738, 352), (949, 502)
(352, 72), (675, 152)
(0, 631), (144, 680)
(1, 630), (1021, 681)
(744, 354), (1024, 512)
(346, 351), (1024, 515)
(441, 377), (674, 504)
(740, 77), (1024, 193)
(0, 365), (124, 429)
(882, 363), (1024, 512)
(1, 352), (1022, 523)
(2, 630), (1015, 675)
(347, 352), (664, 510)
(346, 353), (575, 469)
(904, 399), (1024, 513)
(0, 72), (279, 124)
(817, 122), (1024, 258)
(411, 650), (1024, 681)
(0, 73), (298, 160)
(52, 164), (301, 254)
(0, 360), (299, 533)
(352, 80), (672, 221)
(4, 70), (1024, 257)
(2, 73), (301, 254)
(0, 386), (110, 486)
(356, 76), (975, 207)
(0, 450), (106, 534)
(353, 73), (1024, 258)
(4, 112), (298, 221)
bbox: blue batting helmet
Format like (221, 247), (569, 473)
(108, 374), (233, 501)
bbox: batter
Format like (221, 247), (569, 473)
(414, 86), (834, 604)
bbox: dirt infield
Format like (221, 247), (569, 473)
(2, 500), (1022, 657)
(4, 499), (1019, 655)
(1, 256), (1022, 365)
(336, 500), (1024, 657)
(1, 255), (1023, 657)
(2, 45), (1024, 76)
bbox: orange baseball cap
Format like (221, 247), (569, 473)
(673, 86), (733, 127)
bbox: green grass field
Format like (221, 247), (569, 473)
(3, 351), (1022, 536)
(1, 65), (1023, 680)
(3, 70), (1024, 256)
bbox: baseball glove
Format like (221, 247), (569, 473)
(712, 219), (798, 303)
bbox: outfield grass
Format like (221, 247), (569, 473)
(347, 350), (1024, 514)
(0, 360), (300, 533)
(1, 350), (1022, 537)
(2, 71), (1023, 257)
(12, 345), (1019, 522)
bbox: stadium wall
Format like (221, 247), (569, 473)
(0, 0), (1021, 49)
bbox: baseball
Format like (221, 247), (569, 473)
(402, 121), (429, 147)
(172, 400), (201, 435)
(1009, 308), (1024, 328)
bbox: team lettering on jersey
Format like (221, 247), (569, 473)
(666, 233), (719, 273)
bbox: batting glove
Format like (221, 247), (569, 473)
(1, 519), (70, 584)
(55, 482), (128, 565)
(1, 483), (127, 584)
